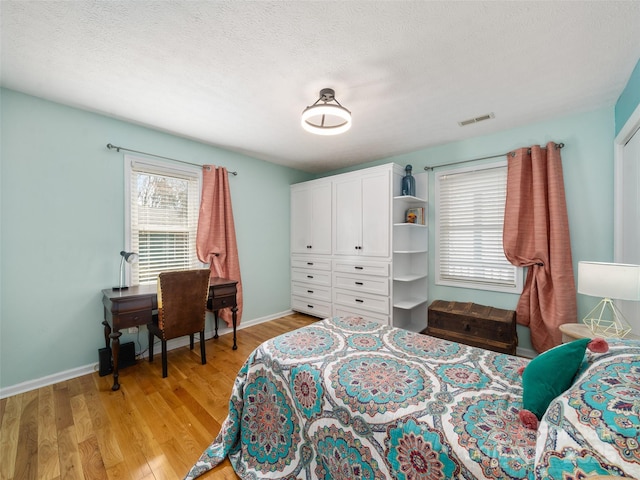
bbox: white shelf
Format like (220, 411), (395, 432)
(393, 249), (428, 254)
(393, 222), (427, 227)
(393, 297), (428, 309)
(393, 273), (428, 282)
(393, 195), (426, 203)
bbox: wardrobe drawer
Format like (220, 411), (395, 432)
(333, 259), (389, 277)
(333, 304), (390, 327)
(291, 282), (331, 301)
(333, 272), (389, 296)
(333, 289), (390, 315)
(291, 296), (332, 318)
(291, 256), (332, 271)
(291, 268), (331, 286)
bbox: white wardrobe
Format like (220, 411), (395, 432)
(290, 163), (428, 332)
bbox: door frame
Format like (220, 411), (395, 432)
(613, 102), (640, 261)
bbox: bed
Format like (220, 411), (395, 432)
(185, 316), (640, 479)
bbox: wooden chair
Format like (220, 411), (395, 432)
(148, 269), (210, 378)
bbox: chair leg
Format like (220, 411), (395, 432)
(148, 331), (154, 362)
(200, 331), (206, 365)
(189, 333), (194, 350)
(161, 340), (168, 378)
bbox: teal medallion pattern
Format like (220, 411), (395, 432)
(290, 364), (323, 419)
(241, 369), (300, 472)
(271, 327), (338, 358)
(330, 354), (431, 416)
(313, 425), (384, 480)
(567, 357), (640, 464)
(390, 328), (462, 360)
(184, 317), (640, 480)
(450, 393), (537, 479)
(386, 417), (460, 479)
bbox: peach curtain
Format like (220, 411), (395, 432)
(503, 142), (576, 352)
(197, 166), (243, 326)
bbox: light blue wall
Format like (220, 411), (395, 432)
(0, 82), (625, 389)
(0, 88), (313, 389)
(615, 58), (640, 134)
(324, 107), (615, 352)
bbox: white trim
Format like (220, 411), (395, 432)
(614, 102), (640, 261)
(0, 310), (294, 399)
(516, 346), (537, 359)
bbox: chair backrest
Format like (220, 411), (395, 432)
(157, 269), (210, 340)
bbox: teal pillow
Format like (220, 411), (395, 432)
(521, 338), (591, 421)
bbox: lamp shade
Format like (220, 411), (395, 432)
(577, 261), (640, 301)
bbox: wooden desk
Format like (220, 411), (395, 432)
(102, 277), (238, 391)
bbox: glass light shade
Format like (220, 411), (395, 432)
(301, 104), (352, 136)
(577, 261), (640, 301)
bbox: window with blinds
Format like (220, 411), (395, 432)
(125, 156), (202, 285)
(435, 162), (522, 293)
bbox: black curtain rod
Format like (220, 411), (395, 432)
(423, 142), (564, 172)
(106, 143), (238, 175)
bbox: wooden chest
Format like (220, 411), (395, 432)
(425, 300), (517, 355)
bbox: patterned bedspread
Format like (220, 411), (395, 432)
(186, 316), (538, 479)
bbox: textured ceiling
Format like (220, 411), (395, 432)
(2, 1), (640, 173)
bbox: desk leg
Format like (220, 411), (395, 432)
(232, 306), (237, 350)
(213, 311), (219, 339)
(109, 330), (122, 391)
(102, 319), (111, 349)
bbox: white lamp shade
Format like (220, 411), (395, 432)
(577, 261), (640, 301)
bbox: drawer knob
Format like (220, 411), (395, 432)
(307, 275), (314, 279)
(307, 290), (313, 294)
(355, 282), (363, 285)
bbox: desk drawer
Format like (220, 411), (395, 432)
(209, 295), (237, 311)
(117, 309), (152, 330)
(211, 284), (237, 297)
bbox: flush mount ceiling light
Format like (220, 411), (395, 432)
(301, 88), (352, 135)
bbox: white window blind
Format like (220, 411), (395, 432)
(126, 157), (202, 285)
(435, 162), (522, 293)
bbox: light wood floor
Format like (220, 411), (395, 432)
(0, 313), (319, 480)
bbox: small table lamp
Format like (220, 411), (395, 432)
(577, 261), (640, 338)
(113, 250), (139, 291)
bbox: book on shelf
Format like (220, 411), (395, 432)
(405, 207), (425, 225)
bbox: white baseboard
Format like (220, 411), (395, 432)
(0, 309), (293, 400)
(516, 346), (537, 359)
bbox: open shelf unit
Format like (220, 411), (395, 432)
(391, 166), (429, 332)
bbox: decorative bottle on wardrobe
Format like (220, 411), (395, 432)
(401, 164), (416, 196)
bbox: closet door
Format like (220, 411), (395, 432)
(617, 126), (640, 334)
(333, 174), (362, 256)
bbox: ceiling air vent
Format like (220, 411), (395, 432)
(458, 113), (495, 127)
